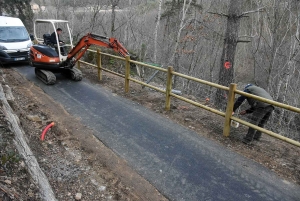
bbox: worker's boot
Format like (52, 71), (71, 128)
(253, 131), (262, 141)
(242, 137), (252, 144)
(242, 128), (255, 144)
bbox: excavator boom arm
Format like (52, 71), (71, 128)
(67, 33), (130, 63)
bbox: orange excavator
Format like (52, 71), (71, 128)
(29, 19), (133, 84)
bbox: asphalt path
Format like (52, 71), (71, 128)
(15, 66), (300, 201)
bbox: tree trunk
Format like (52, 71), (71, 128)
(0, 1), (3, 16)
(266, 0), (280, 92)
(89, 2), (101, 33)
(110, 0), (120, 36)
(153, 0), (163, 63)
(215, 0), (243, 110)
(168, 0), (192, 88)
(277, 1), (300, 127)
(53, 0), (60, 19)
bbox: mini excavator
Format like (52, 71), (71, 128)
(29, 19), (132, 85)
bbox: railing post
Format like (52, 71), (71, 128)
(125, 55), (131, 93)
(165, 66), (173, 111)
(77, 60), (81, 69)
(97, 49), (102, 81)
(223, 83), (237, 137)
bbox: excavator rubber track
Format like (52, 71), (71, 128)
(35, 68), (56, 85)
(61, 68), (83, 81)
(70, 68), (83, 81)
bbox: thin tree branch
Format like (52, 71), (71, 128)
(295, 35), (300, 44)
(237, 40), (251, 43)
(238, 35), (257, 38)
(239, 7), (265, 17)
(207, 11), (229, 17)
(0, 183), (20, 199)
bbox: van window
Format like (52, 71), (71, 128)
(0, 26), (30, 42)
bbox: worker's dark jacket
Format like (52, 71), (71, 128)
(50, 32), (62, 44)
(233, 86), (273, 114)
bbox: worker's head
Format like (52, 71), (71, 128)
(244, 83), (253, 90)
(56, 28), (62, 35)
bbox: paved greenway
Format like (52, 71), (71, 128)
(16, 66), (300, 201)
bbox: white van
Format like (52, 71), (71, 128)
(0, 16), (32, 64)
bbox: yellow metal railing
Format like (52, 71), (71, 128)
(78, 49), (300, 147)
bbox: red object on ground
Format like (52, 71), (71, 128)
(224, 61), (232, 69)
(40, 122), (55, 141)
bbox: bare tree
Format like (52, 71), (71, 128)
(153, 0), (163, 63)
(168, 0), (193, 87)
(52, 0), (60, 19)
(110, 0), (120, 36)
(214, 0), (243, 109)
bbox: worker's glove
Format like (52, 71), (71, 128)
(239, 110), (247, 115)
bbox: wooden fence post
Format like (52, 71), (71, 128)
(165, 66), (173, 111)
(223, 83), (237, 137)
(125, 55), (131, 93)
(97, 49), (102, 81)
(77, 60), (80, 69)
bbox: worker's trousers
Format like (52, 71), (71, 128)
(245, 105), (274, 141)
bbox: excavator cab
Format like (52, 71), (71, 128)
(33, 19), (73, 61)
(30, 19), (82, 84)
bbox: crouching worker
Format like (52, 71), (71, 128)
(233, 84), (274, 144)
